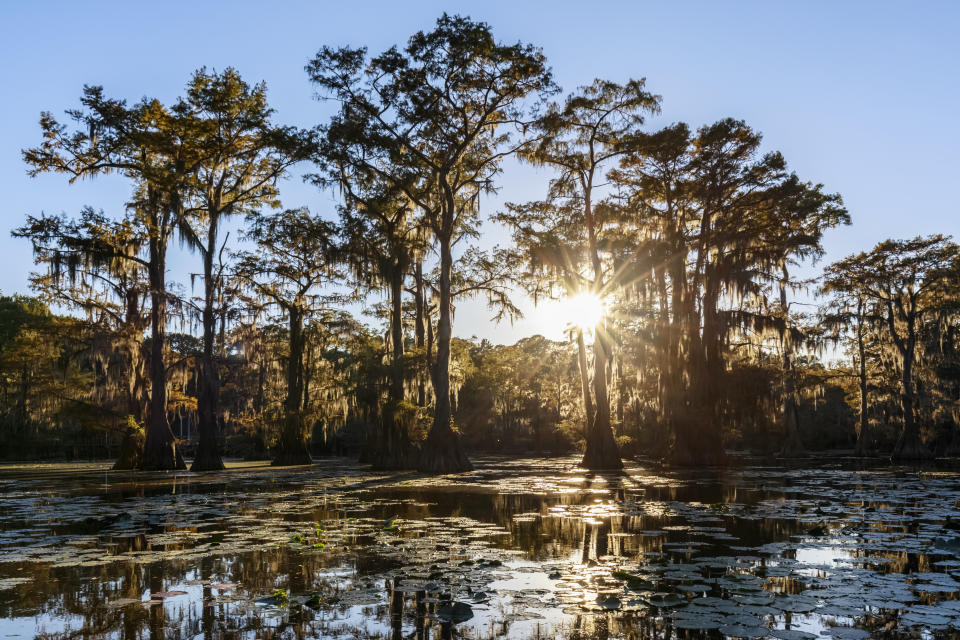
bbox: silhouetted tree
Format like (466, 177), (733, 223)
(308, 14), (556, 472)
(234, 208), (343, 466)
(821, 275), (881, 455)
(823, 235), (960, 461)
(612, 118), (847, 465)
(178, 67), (315, 471)
(19, 86), (202, 469)
(14, 209), (150, 466)
(504, 78), (660, 469)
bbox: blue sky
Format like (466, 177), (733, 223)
(1, 1), (957, 342)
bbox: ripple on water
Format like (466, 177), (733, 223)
(1, 457), (960, 638)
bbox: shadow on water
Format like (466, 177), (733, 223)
(1, 456), (960, 638)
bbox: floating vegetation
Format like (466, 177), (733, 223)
(2, 457), (960, 638)
(271, 588), (289, 607)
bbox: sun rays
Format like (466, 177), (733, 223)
(566, 292), (605, 330)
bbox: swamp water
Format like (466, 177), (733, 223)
(1, 457), (959, 639)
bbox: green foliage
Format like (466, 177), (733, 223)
(823, 235), (960, 457)
(125, 415), (144, 435)
(612, 570), (656, 591)
(4, 15), (956, 469)
(0, 296), (112, 459)
(310, 14), (555, 470)
(456, 336), (577, 454)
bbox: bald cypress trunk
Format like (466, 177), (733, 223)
(580, 190), (622, 470)
(616, 357), (626, 435)
(113, 427), (143, 470)
(576, 328), (594, 436)
(192, 218), (225, 471)
(372, 265), (417, 469)
(581, 323), (622, 469)
(889, 300), (932, 462)
(892, 331), (930, 461)
(113, 289), (146, 471)
(779, 378), (805, 458)
(273, 308), (312, 466)
(418, 217), (471, 474)
(669, 215), (724, 467)
(414, 261), (427, 407)
(778, 275), (806, 458)
(669, 298), (725, 466)
(854, 300), (872, 456)
(140, 233), (184, 471)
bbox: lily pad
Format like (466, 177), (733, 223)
(434, 601), (474, 624)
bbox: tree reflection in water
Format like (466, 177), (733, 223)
(6, 457), (960, 639)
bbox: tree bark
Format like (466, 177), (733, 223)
(669, 231), (725, 467)
(371, 265), (417, 470)
(192, 217), (225, 471)
(854, 300), (871, 456)
(778, 275), (806, 458)
(615, 357), (626, 436)
(890, 303), (932, 462)
(579, 186), (622, 470)
(414, 261), (427, 407)
(273, 308), (312, 466)
(581, 322), (622, 469)
(779, 390), (805, 457)
(576, 328), (594, 436)
(418, 217), (471, 473)
(140, 234), (184, 471)
(892, 331), (931, 461)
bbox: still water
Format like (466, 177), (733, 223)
(1, 456), (959, 639)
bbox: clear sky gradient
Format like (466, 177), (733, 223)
(1, 1), (957, 343)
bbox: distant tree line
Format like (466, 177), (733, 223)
(3, 15), (959, 470)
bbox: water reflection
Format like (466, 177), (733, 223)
(2, 458), (960, 638)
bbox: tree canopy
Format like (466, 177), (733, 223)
(4, 14), (958, 473)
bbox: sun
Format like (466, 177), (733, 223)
(566, 292), (605, 330)
(530, 291), (608, 340)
